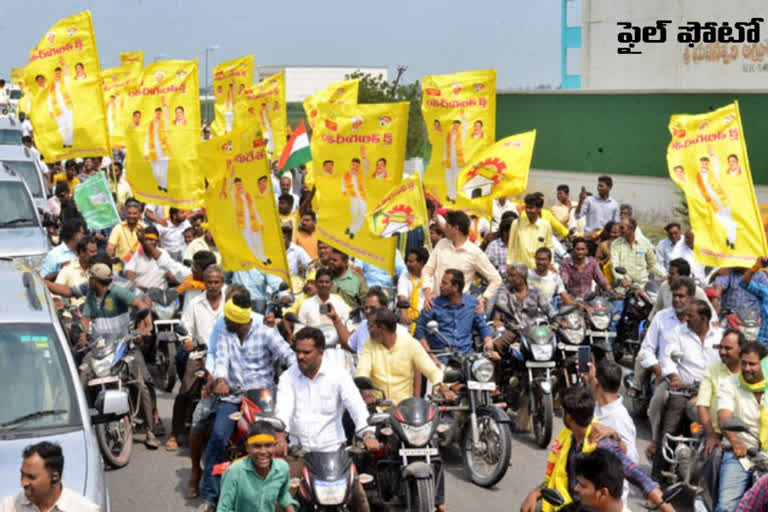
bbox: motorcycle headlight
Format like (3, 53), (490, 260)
(401, 422), (434, 447)
(740, 325), (759, 341)
(564, 328), (584, 345)
(313, 478), (348, 505)
(471, 358), (494, 382)
(531, 343), (554, 361)
(591, 315), (610, 330)
(91, 354), (115, 377)
(565, 312), (582, 329)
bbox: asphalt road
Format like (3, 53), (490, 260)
(106, 380), (655, 512)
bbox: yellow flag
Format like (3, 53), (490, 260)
(120, 51), (143, 68)
(667, 101), (768, 266)
(458, 131), (536, 201)
(201, 126), (291, 281)
(10, 67), (32, 118)
(124, 60), (202, 208)
(237, 71), (287, 158)
(303, 78), (359, 130)
(367, 174), (429, 238)
(24, 11), (110, 160)
(312, 102), (409, 273)
(101, 65), (133, 148)
(211, 56), (254, 136)
(422, 69), (496, 217)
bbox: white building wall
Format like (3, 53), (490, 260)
(255, 66), (388, 102)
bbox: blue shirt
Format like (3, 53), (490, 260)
(717, 271), (768, 312)
(40, 243), (76, 276)
(740, 279), (768, 343)
(205, 311), (265, 374)
(232, 268), (284, 302)
(348, 318), (409, 354)
(214, 319), (296, 402)
(413, 294), (492, 354)
(356, 253), (406, 291)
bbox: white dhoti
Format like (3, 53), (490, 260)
(716, 207), (738, 246)
(265, 127), (274, 154)
(242, 229), (266, 262)
(56, 109), (74, 147)
(225, 111), (234, 133)
(151, 158), (170, 189)
(349, 197), (367, 234)
(446, 166), (459, 201)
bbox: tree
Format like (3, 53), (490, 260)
(345, 71), (428, 160)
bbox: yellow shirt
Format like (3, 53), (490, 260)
(294, 229), (318, 259)
(695, 360), (738, 434)
(52, 173), (80, 194)
(279, 211), (299, 229)
(550, 201), (573, 227)
(507, 215), (553, 269)
(54, 258), (88, 305)
(107, 221), (144, 260)
(356, 333), (443, 404)
(515, 203), (569, 238)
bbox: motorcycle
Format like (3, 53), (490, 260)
(211, 387), (277, 476)
(425, 321), (512, 488)
(658, 422), (712, 511)
(623, 367), (655, 418)
(354, 376), (442, 512)
(613, 267), (659, 363)
(82, 329), (139, 468)
(146, 287), (182, 392)
(554, 305), (587, 388)
(581, 291), (615, 361)
(724, 308), (760, 342)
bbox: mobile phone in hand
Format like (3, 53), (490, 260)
(578, 346), (591, 374)
(319, 303), (330, 315)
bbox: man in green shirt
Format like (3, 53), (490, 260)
(330, 248), (368, 309)
(217, 422), (297, 512)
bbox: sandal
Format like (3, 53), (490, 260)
(154, 419), (166, 437)
(165, 436), (178, 451)
(145, 433), (160, 450)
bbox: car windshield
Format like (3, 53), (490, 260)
(3, 160), (43, 198)
(0, 324), (80, 432)
(0, 129), (22, 146)
(10, 90), (22, 100)
(0, 182), (37, 226)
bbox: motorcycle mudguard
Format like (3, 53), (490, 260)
(476, 404), (512, 424)
(402, 461), (434, 480)
(534, 379), (553, 395)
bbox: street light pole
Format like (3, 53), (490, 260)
(204, 44), (220, 97)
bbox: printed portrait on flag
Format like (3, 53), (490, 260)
(101, 65), (133, 148)
(311, 102), (409, 273)
(667, 101), (768, 266)
(24, 10), (110, 161)
(201, 127), (290, 282)
(211, 56), (253, 136)
(422, 69), (496, 217)
(237, 71), (287, 157)
(125, 60), (202, 207)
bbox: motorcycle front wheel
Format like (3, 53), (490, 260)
(406, 477), (435, 512)
(96, 415), (133, 468)
(462, 412), (512, 487)
(532, 386), (553, 449)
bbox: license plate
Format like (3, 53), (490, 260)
(399, 448), (438, 456)
(467, 381), (496, 391)
(526, 361), (556, 368)
(88, 375), (119, 386)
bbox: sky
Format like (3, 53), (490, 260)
(0, 0), (561, 90)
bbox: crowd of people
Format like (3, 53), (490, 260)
(8, 103), (768, 512)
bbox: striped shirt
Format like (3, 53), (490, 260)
(82, 283), (136, 337)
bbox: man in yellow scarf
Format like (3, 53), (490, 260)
(520, 387), (669, 512)
(715, 342), (768, 512)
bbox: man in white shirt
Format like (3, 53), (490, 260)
(282, 225), (311, 277)
(491, 197), (517, 232)
(669, 228), (706, 285)
(1, 441), (99, 512)
(649, 258), (716, 322)
(278, 175), (300, 212)
(157, 208), (191, 261)
(633, 277), (695, 452)
(297, 268), (350, 332)
(20, 112), (33, 138)
(655, 222), (682, 275)
(528, 247), (568, 304)
(124, 226), (175, 290)
(275, 326), (378, 512)
(0, 79), (9, 107)
(584, 359), (638, 503)
(181, 265), (225, 347)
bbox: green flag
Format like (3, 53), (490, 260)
(73, 171), (120, 230)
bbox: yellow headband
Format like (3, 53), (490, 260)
(143, 233), (159, 241)
(247, 434), (276, 445)
(224, 299), (251, 324)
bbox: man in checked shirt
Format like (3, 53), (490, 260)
(198, 289), (296, 512)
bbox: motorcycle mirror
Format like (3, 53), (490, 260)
(283, 313), (299, 324)
(368, 413), (389, 426)
(670, 350), (683, 364)
(354, 376), (375, 390)
(556, 305), (576, 316)
(426, 320), (439, 334)
(396, 300), (410, 310)
(443, 368), (463, 384)
(614, 266), (627, 275)
(278, 281), (290, 292)
(540, 488), (565, 507)
(254, 416), (286, 432)
(722, 417), (749, 433)
(378, 399), (395, 408)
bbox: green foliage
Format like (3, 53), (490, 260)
(346, 71), (428, 160)
(673, 188), (689, 220)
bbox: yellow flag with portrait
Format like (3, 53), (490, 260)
(311, 102), (409, 273)
(458, 131), (536, 201)
(211, 56), (253, 136)
(667, 101), (768, 267)
(24, 10), (110, 161)
(422, 69), (496, 218)
(101, 65), (133, 148)
(119, 51), (143, 81)
(201, 126), (290, 282)
(236, 71), (287, 158)
(124, 60), (202, 208)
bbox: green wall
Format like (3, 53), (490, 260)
(496, 92), (768, 185)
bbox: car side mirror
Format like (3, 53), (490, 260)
(91, 389), (129, 425)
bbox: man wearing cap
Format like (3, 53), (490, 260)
(200, 288), (296, 510)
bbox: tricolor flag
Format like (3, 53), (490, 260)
(278, 119), (312, 172)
